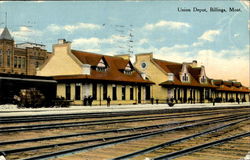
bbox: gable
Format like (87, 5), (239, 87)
(37, 44), (82, 76)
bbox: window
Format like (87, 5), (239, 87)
(66, 84), (71, 100)
(103, 84), (107, 100)
(182, 73), (189, 82)
(122, 86), (126, 100)
(0, 49), (2, 66)
(18, 57), (21, 68)
(200, 76), (206, 83)
(124, 70), (132, 75)
(92, 83), (97, 100)
(75, 83), (81, 100)
(96, 59), (107, 72)
(141, 62), (147, 69)
(124, 63), (133, 75)
(112, 85), (117, 100)
(35, 61), (39, 68)
(130, 87), (134, 100)
(22, 57), (26, 69)
(14, 57), (17, 68)
(205, 89), (210, 99)
(96, 67), (107, 72)
(7, 49), (11, 67)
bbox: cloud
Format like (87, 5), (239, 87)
(47, 23), (101, 33)
(144, 20), (190, 30)
(71, 34), (125, 49)
(192, 41), (204, 47)
(12, 26), (43, 41)
(138, 38), (149, 45)
(72, 37), (102, 49)
(198, 30), (220, 42)
(196, 46), (249, 86)
(84, 49), (102, 53)
(47, 24), (61, 32)
(135, 44), (249, 86)
(233, 33), (240, 38)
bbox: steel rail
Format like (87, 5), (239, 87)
(17, 114), (249, 160)
(1, 106), (249, 122)
(2, 111), (248, 133)
(112, 118), (250, 159)
(1, 108), (249, 124)
(2, 117), (249, 156)
(0, 113), (239, 146)
(153, 132), (250, 160)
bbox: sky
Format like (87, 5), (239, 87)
(0, 1), (249, 87)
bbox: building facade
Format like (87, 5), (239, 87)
(37, 39), (153, 105)
(134, 53), (250, 103)
(0, 27), (51, 75)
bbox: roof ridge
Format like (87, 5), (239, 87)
(71, 49), (116, 58)
(152, 58), (182, 65)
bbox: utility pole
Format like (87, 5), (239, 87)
(5, 12), (7, 27)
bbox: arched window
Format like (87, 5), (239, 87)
(7, 49), (11, 67)
(35, 61), (39, 68)
(0, 49), (2, 67)
(200, 76), (206, 83)
(96, 59), (107, 72)
(182, 73), (189, 82)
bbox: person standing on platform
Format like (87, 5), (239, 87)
(83, 96), (88, 106)
(106, 96), (111, 107)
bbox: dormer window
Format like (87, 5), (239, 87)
(124, 63), (133, 75)
(199, 66), (207, 84)
(182, 73), (189, 82)
(96, 58), (107, 72)
(200, 75), (206, 83)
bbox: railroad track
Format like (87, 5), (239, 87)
(1, 113), (249, 160)
(153, 132), (250, 160)
(1, 106), (249, 124)
(113, 118), (249, 160)
(1, 109), (249, 133)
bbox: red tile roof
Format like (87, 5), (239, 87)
(216, 85), (250, 93)
(153, 58), (215, 88)
(152, 58), (249, 92)
(54, 50), (154, 84)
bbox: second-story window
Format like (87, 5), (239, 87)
(7, 49), (11, 67)
(35, 61), (39, 68)
(124, 63), (133, 75)
(0, 49), (3, 67)
(182, 73), (189, 82)
(22, 57), (26, 69)
(18, 57), (21, 68)
(200, 76), (206, 83)
(96, 59), (107, 72)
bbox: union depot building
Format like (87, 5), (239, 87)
(37, 39), (250, 105)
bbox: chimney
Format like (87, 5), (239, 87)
(192, 60), (197, 68)
(167, 73), (174, 81)
(82, 64), (91, 75)
(58, 39), (66, 44)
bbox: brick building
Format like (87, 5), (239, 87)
(0, 27), (51, 75)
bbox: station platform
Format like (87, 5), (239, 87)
(0, 102), (249, 117)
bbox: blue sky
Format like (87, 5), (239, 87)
(0, 1), (249, 86)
